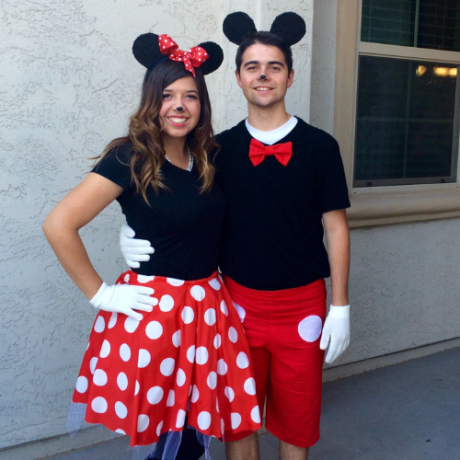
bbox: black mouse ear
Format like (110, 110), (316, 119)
(132, 33), (163, 69)
(197, 42), (224, 75)
(270, 12), (306, 46)
(223, 12), (257, 45)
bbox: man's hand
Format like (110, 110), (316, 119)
(120, 223), (154, 269)
(89, 282), (158, 321)
(320, 305), (350, 364)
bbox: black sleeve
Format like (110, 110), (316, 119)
(318, 137), (351, 213)
(91, 145), (134, 191)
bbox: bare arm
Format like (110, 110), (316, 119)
(322, 209), (350, 306)
(43, 172), (123, 299)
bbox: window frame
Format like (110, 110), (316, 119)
(334, 0), (460, 228)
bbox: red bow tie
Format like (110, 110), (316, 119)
(158, 34), (209, 77)
(249, 138), (293, 167)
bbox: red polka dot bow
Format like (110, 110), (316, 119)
(249, 138), (293, 167)
(158, 34), (209, 77)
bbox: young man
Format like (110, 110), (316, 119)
(122, 12), (350, 460)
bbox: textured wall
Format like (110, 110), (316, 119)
(0, 0), (313, 450)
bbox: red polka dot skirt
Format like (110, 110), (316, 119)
(72, 271), (262, 446)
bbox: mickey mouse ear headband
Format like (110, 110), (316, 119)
(223, 11), (306, 46)
(132, 33), (224, 77)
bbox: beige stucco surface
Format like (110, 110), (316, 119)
(0, 0), (313, 450)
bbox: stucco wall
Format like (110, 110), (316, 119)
(0, 0), (313, 450)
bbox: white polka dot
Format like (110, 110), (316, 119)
(204, 308), (216, 326)
(115, 401), (128, 419)
(89, 357), (98, 374)
(234, 303), (246, 323)
(225, 386), (235, 402)
(182, 307), (194, 324)
(138, 349), (151, 368)
(145, 321), (163, 340)
(93, 369), (108, 386)
(216, 398), (220, 413)
(196, 346), (209, 365)
(159, 294), (174, 312)
(156, 421), (163, 437)
(237, 352), (249, 369)
(99, 340), (111, 358)
(221, 418), (225, 435)
(220, 301), (228, 316)
(117, 372), (128, 391)
(86, 341), (90, 350)
(231, 413), (241, 429)
(91, 397), (108, 413)
(94, 317), (105, 333)
(115, 429), (126, 435)
(208, 278), (221, 290)
(137, 414), (149, 432)
(120, 344), (131, 362)
(124, 317), (140, 333)
(228, 327), (238, 343)
(172, 330), (181, 347)
(138, 275), (155, 283)
(190, 285), (205, 301)
(108, 312), (118, 329)
(147, 386), (164, 405)
(135, 380), (140, 396)
(187, 345), (196, 363)
(298, 315), (323, 342)
(198, 411), (211, 430)
(124, 274), (130, 283)
(176, 368), (186, 387)
(75, 376), (88, 393)
(160, 358), (175, 376)
(217, 359), (228, 375)
(191, 385), (199, 403)
(244, 378), (256, 395)
(214, 334), (222, 349)
(207, 371), (217, 389)
(166, 389), (175, 407)
(167, 278), (184, 286)
(176, 409), (186, 428)
(251, 406), (261, 424)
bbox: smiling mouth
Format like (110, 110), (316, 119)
(168, 117), (188, 126)
(254, 87), (272, 92)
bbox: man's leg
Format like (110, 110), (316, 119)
(226, 433), (259, 460)
(280, 441), (309, 460)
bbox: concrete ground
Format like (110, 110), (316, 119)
(39, 347), (460, 460)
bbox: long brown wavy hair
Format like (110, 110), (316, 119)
(94, 59), (218, 203)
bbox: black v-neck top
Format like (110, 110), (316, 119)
(214, 117), (350, 291)
(92, 145), (226, 280)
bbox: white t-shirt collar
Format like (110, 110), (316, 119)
(245, 116), (298, 145)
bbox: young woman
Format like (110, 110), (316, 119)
(43, 32), (261, 458)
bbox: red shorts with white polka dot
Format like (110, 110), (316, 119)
(223, 276), (327, 448)
(72, 271), (262, 446)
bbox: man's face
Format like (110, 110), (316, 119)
(235, 43), (294, 110)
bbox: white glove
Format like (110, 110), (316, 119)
(120, 223), (154, 269)
(89, 282), (158, 321)
(320, 305), (350, 364)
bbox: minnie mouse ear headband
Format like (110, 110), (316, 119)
(223, 11), (306, 46)
(133, 33), (224, 77)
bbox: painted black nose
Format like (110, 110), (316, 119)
(176, 106), (183, 112)
(260, 75), (266, 80)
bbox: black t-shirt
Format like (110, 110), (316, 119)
(214, 118), (350, 291)
(92, 145), (226, 280)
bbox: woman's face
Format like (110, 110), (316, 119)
(159, 76), (201, 142)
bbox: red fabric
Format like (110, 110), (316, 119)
(223, 276), (327, 448)
(248, 138), (293, 167)
(73, 271), (261, 446)
(158, 34), (209, 77)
